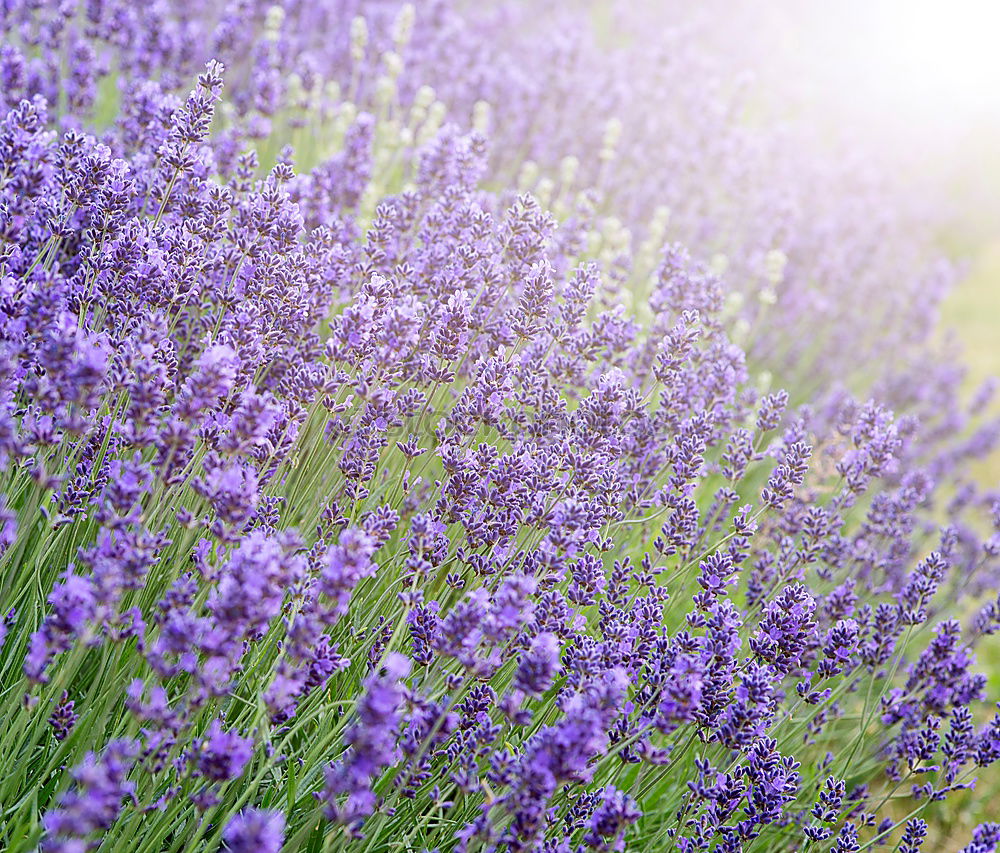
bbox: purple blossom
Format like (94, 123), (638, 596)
(222, 808), (285, 853)
(583, 787), (642, 851)
(24, 573), (96, 683)
(41, 740), (139, 850)
(322, 653), (411, 832)
(48, 692), (78, 741)
(514, 632), (561, 697)
(749, 584), (817, 676)
(320, 527), (378, 621)
(900, 818), (928, 853)
(962, 824), (1000, 853)
(195, 720), (253, 782)
(174, 344), (240, 423)
(0, 4), (998, 850)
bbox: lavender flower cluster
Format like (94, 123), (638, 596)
(1, 1), (999, 851)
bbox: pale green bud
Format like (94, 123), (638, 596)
(382, 51), (403, 80)
(709, 253), (729, 276)
(286, 73), (305, 104)
(517, 160), (539, 191)
(375, 75), (396, 108)
(764, 248), (787, 285)
(536, 177), (555, 208)
(602, 117), (623, 148)
(414, 85), (436, 110)
(350, 16), (368, 62)
(265, 4), (285, 35)
(392, 3), (416, 48)
(559, 155), (579, 187)
(324, 80), (342, 104)
(338, 101), (358, 127)
(472, 100), (491, 134)
(724, 290), (745, 315)
(599, 117), (623, 161)
(428, 100), (447, 127)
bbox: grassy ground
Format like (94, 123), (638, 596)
(942, 238), (1000, 485)
(931, 237), (1000, 846)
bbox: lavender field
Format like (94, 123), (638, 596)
(1, 1), (999, 851)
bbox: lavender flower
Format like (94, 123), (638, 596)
(322, 652), (410, 832)
(1, 4), (998, 850)
(195, 720), (253, 782)
(222, 808), (286, 853)
(583, 787), (642, 851)
(962, 824), (1000, 853)
(42, 740), (139, 850)
(514, 632), (561, 697)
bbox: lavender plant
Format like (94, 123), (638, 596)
(1, 2), (999, 852)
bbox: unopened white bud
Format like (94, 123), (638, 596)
(417, 101), (447, 144)
(338, 100), (357, 127)
(414, 85), (436, 110)
(575, 190), (596, 216)
(428, 100), (447, 127)
(265, 4), (285, 35)
(600, 119), (623, 162)
(350, 16), (368, 62)
(374, 138), (394, 169)
(536, 177), (555, 208)
(382, 51), (403, 80)
(709, 253), (729, 276)
(309, 84), (324, 111)
(472, 100), (491, 134)
(600, 217), (631, 254)
(586, 228), (602, 255)
(602, 215), (622, 240)
(375, 75), (396, 108)
(559, 155), (579, 187)
(764, 248), (787, 285)
(392, 3), (416, 48)
(286, 73), (305, 104)
(602, 117), (623, 148)
(724, 290), (745, 314)
(359, 183), (377, 213)
(324, 80), (342, 105)
(517, 160), (539, 191)
(618, 227), (633, 252)
(758, 286), (777, 306)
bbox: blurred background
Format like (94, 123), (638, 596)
(742, 0), (999, 381)
(708, 0), (1000, 478)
